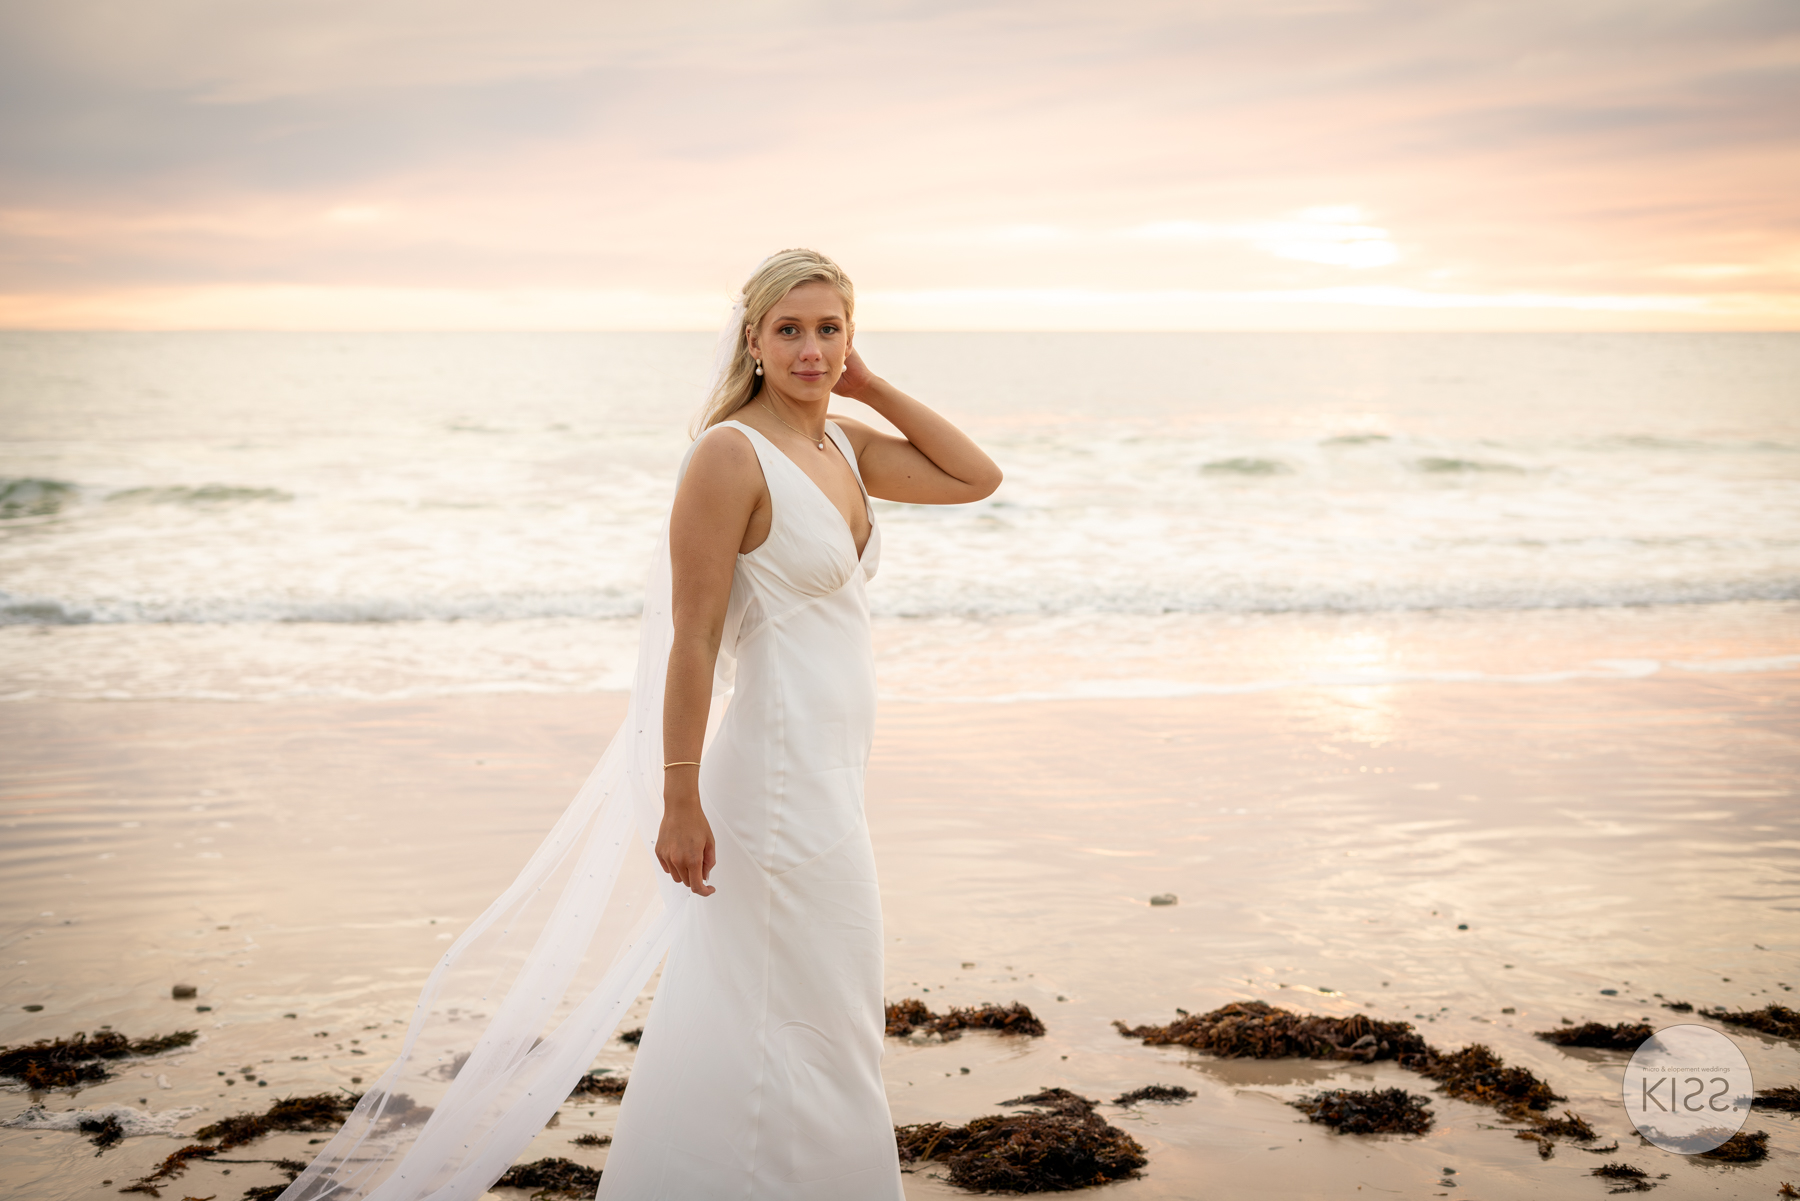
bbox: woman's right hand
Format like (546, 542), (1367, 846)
(655, 788), (717, 897)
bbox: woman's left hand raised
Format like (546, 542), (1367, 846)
(834, 346), (876, 402)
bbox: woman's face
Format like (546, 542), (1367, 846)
(747, 280), (850, 406)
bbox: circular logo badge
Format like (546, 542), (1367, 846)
(1621, 1023), (1753, 1154)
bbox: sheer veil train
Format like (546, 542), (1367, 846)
(279, 304), (752, 1201)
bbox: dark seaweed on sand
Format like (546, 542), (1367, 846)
(1113, 1000), (1428, 1062)
(118, 1144), (221, 1194)
(495, 1156), (603, 1196)
(123, 1094), (371, 1196)
(567, 1070), (627, 1099)
(132, 1031), (203, 1055)
(1699, 1004), (1800, 1041)
(886, 998), (1047, 1040)
(1510, 1112), (1599, 1162)
(1514, 1130), (1559, 1160)
(1113, 1084), (1194, 1106)
(896, 1088), (1146, 1192)
(123, 1147), (308, 1199)
(1754, 1085), (1800, 1114)
(1531, 1109), (1599, 1141)
(1117, 1001), (1581, 1150)
(1592, 1162), (1649, 1180)
(1403, 1043), (1565, 1114)
(1291, 1087), (1433, 1135)
(0, 1028), (198, 1089)
(79, 1114), (124, 1151)
(234, 1157), (308, 1201)
(887, 997), (934, 1036)
(1698, 1129), (1769, 1162)
(617, 1026), (644, 1045)
(1001, 1088), (1098, 1114)
(1535, 1022), (1654, 1050)
(570, 1132), (612, 1146)
(192, 1091), (366, 1149)
(1591, 1162), (1664, 1192)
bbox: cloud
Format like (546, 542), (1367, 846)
(0, 0), (1796, 327)
(1132, 211), (1400, 268)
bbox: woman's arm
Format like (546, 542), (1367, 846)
(831, 348), (1002, 505)
(659, 428), (767, 896)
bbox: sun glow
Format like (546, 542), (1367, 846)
(1134, 208), (1399, 268)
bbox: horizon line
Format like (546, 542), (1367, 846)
(3, 326), (1797, 335)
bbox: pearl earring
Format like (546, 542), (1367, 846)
(754, 359), (763, 377)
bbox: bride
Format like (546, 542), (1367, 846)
(279, 250), (1000, 1201)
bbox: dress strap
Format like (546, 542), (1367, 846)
(824, 421), (870, 498)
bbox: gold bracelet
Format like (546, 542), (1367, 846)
(663, 761), (701, 769)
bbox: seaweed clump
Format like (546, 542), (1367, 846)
(886, 998), (933, 1036)
(1291, 1087), (1433, 1135)
(1698, 1129), (1769, 1163)
(886, 999), (1046, 1040)
(1404, 1042), (1598, 1153)
(1531, 1110), (1598, 1140)
(237, 1158), (309, 1201)
(1403, 1043), (1564, 1115)
(122, 1093), (371, 1196)
(1510, 1111), (1600, 1160)
(121, 1147), (310, 1198)
(570, 1132), (612, 1147)
(79, 1114), (124, 1151)
(1699, 1004), (1800, 1041)
(895, 1088), (1146, 1192)
(1118, 1002), (1597, 1152)
(118, 1144), (222, 1194)
(567, 1071), (627, 1099)
(1535, 1022), (1654, 1050)
(192, 1091), (365, 1149)
(1113, 1084), (1194, 1106)
(1114, 1000), (1427, 1062)
(1753, 1086), (1800, 1114)
(0, 1029), (198, 1089)
(494, 1156), (603, 1197)
(617, 1026), (644, 1046)
(1002, 1088), (1099, 1113)
(1590, 1162), (1664, 1193)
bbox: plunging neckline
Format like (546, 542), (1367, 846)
(728, 420), (874, 561)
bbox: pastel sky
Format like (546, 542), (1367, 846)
(2, 0), (1797, 330)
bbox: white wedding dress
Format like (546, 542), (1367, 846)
(277, 416), (901, 1201)
(598, 419), (902, 1198)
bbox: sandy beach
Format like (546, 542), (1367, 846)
(6, 0), (1800, 1186)
(4, 328), (1797, 1197)
(3, 670), (1796, 1199)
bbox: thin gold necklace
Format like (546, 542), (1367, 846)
(761, 401), (826, 450)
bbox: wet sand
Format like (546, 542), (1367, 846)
(2, 675), (1797, 1199)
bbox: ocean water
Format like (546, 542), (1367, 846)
(1, 331), (1796, 701)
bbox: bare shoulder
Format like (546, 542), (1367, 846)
(682, 423), (764, 493)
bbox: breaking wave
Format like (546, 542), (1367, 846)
(5, 577), (1798, 627)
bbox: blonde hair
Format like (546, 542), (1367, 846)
(693, 249), (855, 436)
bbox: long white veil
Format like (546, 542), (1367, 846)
(279, 301), (750, 1201)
